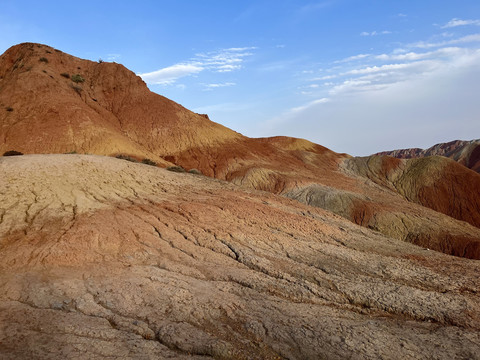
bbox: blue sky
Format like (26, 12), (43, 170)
(1, 0), (480, 155)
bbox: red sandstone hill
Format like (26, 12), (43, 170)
(376, 139), (480, 173)
(1, 42), (480, 259)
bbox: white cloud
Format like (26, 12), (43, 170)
(310, 74), (337, 81)
(442, 18), (480, 28)
(316, 50), (471, 97)
(411, 33), (480, 49)
(345, 63), (413, 75)
(257, 45), (480, 155)
(107, 54), (121, 61)
(217, 64), (241, 72)
(203, 82), (236, 91)
(224, 47), (256, 52)
(329, 79), (372, 95)
(195, 47), (256, 72)
(139, 64), (203, 85)
(440, 32), (454, 38)
(290, 98), (329, 113)
(375, 47), (463, 61)
(335, 53), (370, 63)
(303, 43), (478, 102)
(139, 47), (256, 85)
(360, 30), (391, 36)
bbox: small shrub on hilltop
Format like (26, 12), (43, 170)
(39, 57), (48, 63)
(116, 154), (138, 163)
(71, 74), (85, 83)
(3, 150), (23, 156)
(166, 165), (186, 173)
(142, 158), (157, 166)
(5, 107), (13, 112)
(188, 168), (203, 175)
(60, 72), (70, 78)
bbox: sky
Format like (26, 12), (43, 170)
(1, 0), (480, 155)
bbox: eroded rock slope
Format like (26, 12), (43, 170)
(0, 155), (479, 359)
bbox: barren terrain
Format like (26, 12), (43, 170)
(2, 43), (480, 260)
(0, 155), (479, 359)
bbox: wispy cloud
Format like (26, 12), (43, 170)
(410, 33), (480, 49)
(139, 64), (203, 85)
(278, 33), (480, 119)
(310, 74), (338, 81)
(305, 46), (474, 99)
(375, 47), (462, 61)
(360, 30), (391, 36)
(328, 79), (372, 95)
(334, 53), (370, 63)
(139, 47), (256, 85)
(261, 43), (480, 155)
(345, 62), (420, 75)
(290, 98), (329, 113)
(442, 18), (480, 28)
(203, 82), (236, 91)
(107, 53), (121, 62)
(195, 47), (256, 73)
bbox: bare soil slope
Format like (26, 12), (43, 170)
(1, 155), (479, 359)
(343, 155), (480, 229)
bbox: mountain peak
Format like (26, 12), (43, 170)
(0, 43), (240, 163)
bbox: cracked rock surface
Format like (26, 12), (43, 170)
(1, 155), (479, 359)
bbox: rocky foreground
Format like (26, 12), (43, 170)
(0, 155), (479, 359)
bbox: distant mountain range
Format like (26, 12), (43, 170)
(375, 139), (480, 173)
